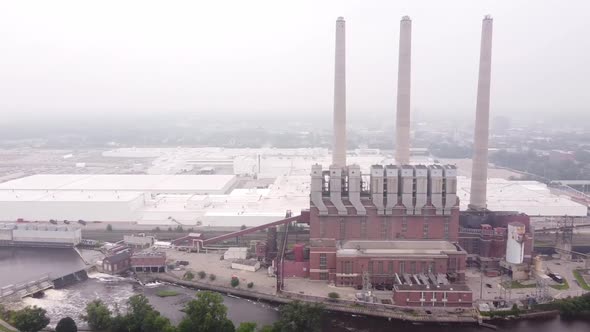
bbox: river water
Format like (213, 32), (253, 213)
(1, 249), (590, 331)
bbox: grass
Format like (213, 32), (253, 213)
(550, 278), (570, 290)
(573, 269), (590, 291)
(505, 280), (537, 289)
(156, 290), (180, 297)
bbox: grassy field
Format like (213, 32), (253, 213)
(156, 290), (181, 297)
(503, 280), (537, 289)
(550, 278), (570, 290)
(573, 269), (590, 291)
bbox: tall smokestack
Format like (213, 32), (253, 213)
(332, 17), (347, 167)
(469, 15), (493, 210)
(395, 16), (412, 165)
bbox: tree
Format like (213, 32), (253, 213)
(125, 294), (174, 332)
(183, 271), (194, 281)
(198, 271), (207, 279)
(236, 322), (257, 332)
(106, 224), (113, 232)
(177, 291), (235, 332)
(272, 301), (324, 332)
(209, 274), (216, 281)
(247, 282), (254, 289)
(82, 300), (111, 331)
(327, 292), (339, 302)
(231, 278), (239, 288)
(10, 306), (50, 332)
(55, 317), (77, 332)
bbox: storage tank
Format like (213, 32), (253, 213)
(506, 222), (526, 264)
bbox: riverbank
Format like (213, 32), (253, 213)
(143, 273), (479, 324)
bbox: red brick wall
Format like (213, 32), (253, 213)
(393, 289), (472, 307)
(283, 261), (310, 278)
(310, 205), (459, 241)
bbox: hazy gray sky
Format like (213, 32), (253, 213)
(1, 0), (589, 119)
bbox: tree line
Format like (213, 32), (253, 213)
(1, 291), (325, 332)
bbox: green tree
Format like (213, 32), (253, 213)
(125, 294), (174, 332)
(231, 278), (239, 288)
(272, 301), (324, 332)
(177, 291), (235, 332)
(9, 306), (50, 332)
(82, 300), (111, 331)
(198, 271), (207, 279)
(183, 271), (194, 281)
(55, 317), (77, 332)
(236, 322), (257, 332)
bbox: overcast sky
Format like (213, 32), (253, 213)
(1, 0), (589, 121)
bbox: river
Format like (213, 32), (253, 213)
(7, 275), (588, 332)
(1, 248), (590, 331)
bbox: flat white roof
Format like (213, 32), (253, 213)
(457, 177), (588, 216)
(0, 190), (144, 202)
(0, 174), (236, 194)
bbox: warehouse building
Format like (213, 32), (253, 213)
(0, 223), (81, 247)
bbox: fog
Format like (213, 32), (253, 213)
(0, 0), (589, 123)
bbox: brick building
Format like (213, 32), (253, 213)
(393, 284), (473, 307)
(308, 164), (469, 292)
(130, 251), (167, 273)
(459, 211), (533, 276)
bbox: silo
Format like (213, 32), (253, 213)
(506, 222), (526, 264)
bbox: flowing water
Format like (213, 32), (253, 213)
(2, 248), (590, 331)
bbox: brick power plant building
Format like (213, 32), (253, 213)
(294, 15), (532, 307)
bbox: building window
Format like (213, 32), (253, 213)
(378, 261), (384, 274)
(421, 262), (427, 273)
(420, 291), (425, 300)
(444, 217), (450, 240)
(402, 217), (408, 235)
(429, 262), (435, 274)
(399, 261), (405, 274)
(369, 261), (374, 274)
(360, 218), (367, 239)
(319, 253), (327, 269)
(339, 219), (346, 239)
(343, 261), (353, 274)
(443, 291), (448, 300)
(423, 221), (429, 239)
(410, 261), (416, 274)
(320, 272), (328, 280)
(388, 261), (394, 274)
(380, 219), (387, 240)
(320, 219), (326, 237)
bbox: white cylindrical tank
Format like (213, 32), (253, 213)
(506, 222), (526, 264)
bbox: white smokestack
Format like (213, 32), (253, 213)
(469, 15), (494, 210)
(332, 17), (347, 167)
(395, 16), (412, 165)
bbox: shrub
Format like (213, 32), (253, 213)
(328, 292), (340, 301)
(231, 278), (240, 288)
(209, 274), (217, 281)
(156, 290), (180, 297)
(183, 271), (194, 281)
(106, 224), (113, 232)
(55, 316), (77, 332)
(198, 271), (207, 279)
(247, 282), (254, 289)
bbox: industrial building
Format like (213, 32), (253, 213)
(308, 163), (467, 290)
(130, 251), (167, 273)
(0, 223), (81, 247)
